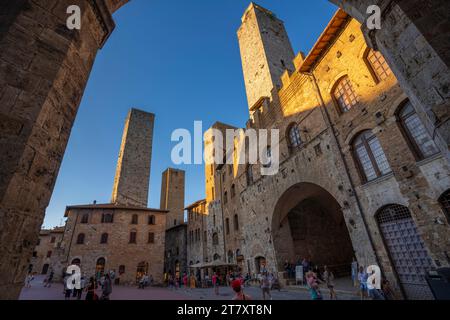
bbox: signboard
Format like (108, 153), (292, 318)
(295, 266), (304, 285)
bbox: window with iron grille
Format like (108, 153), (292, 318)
(333, 76), (359, 113)
(288, 123), (302, 150)
(376, 204), (411, 224)
(398, 101), (439, 160)
(366, 49), (392, 81)
(438, 189), (450, 224)
(353, 130), (391, 182)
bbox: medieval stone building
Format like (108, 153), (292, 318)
(30, 227), (65, 276)
(186, 3), (450, 300)
(1, 0), (449, 300)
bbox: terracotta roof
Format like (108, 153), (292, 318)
(300, 9), (351, 73)
(64, 203), (168, 217)
(185, 199), (206, 210)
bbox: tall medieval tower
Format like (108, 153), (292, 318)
(160, 168), (186, 229)
(111, 109), (155, 208)
(237, 2), (295, 111)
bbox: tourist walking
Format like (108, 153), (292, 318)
(351, 258), (358, 287)
(44, 270), (54, 288)
(25, 273), (34, 288)
(85, 277), (98, 301)
(358, 266), (368, 300)
(306, 271), (323, 300)
(323, 266), (337, 300)
(231, 279), (252, 300)
(182, 273), (188, 288)
(367, 270), (385, 300)
(212, 272), (219, 295)
(260, 272), (272, 300)
(101, 273), (112, 300)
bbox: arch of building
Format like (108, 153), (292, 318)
(0, 0), (448, 299)
(272, 182), (355, 276)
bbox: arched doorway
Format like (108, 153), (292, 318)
(95, 258), (106, 279)
(272, 183), (354, 277)
(41, 264), (49, 275)
(376, 204), (434, 300)
(255, 256), (266, 274)
(136, 261), (149, 283)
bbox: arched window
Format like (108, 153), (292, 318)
(364, 48), (391, 82)
(246, 165), (253, 186)
(397, 100), (439, 160)
(129, 230), (137, 244)
(225, 218), (230, 235)
(333, 76), (358, 113)
(81, 214), (89, 224)
(213, 253), (220, 261)
(352, 130), (391, 182)
(438, 189), (450, 224)
(287, 123), (302, 150)
(131, 214), (138, 225)
(101, 211), (114, 223)
(231, 184), (236, 198)
(148, 215), (156, 225)
(76, 233), (85, 245)
(223, 191), (228, 204)
(212, 233), (219, 246)
(100, 233), (108, 244)
(233, 214), (239, 231)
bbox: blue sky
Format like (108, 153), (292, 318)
(43, 0), (338, 228)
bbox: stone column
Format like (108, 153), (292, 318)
(0, 0), (127, 299)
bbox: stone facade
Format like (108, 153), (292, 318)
(186, 200), (207, 266)
(189, 3), (450, 300)
(58, 204), (166, 285)
(164, 224), (187, 277)
(30, 227), (64, 276)
(111, 109), (155, 207)
(160, 168), (185, 229)
(0, 0), (128, 299)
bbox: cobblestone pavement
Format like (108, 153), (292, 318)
(19, 276), (360, 300)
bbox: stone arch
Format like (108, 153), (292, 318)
(272, 182), (355, 276)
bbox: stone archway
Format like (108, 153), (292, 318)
(272, 183), (355, 277)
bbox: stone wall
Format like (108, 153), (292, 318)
(164, 224), (187, 276)
(160, 168), (185, 229)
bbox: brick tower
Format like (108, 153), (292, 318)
(111, 109), (155, 207)
(237, 2), (295, 111)
(160, 168), (185, 229)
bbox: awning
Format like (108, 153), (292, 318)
(188, 261), (238, 269)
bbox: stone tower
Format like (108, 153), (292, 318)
(111, 109), (155, 207)
(160, 168), (185, 229)
(237, 2), (295, 111)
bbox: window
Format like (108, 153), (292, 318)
(148, 232), (155, 244)
(211, 187), (215, 201)
(246, 165), (253, 186)
(131, 214), (138, 225)
(438, 189), (450, 224)
(353, 130), (392, 182)
(129, 230), (137, 244)
(32, 251), (37, 258)
(225, 218), (230, 235)
(204, 231), (207, 243)
(212, 233), (219, 246)
(100, 233), (108, 244)
(231, 184), (236, 198)
(76, 233), (85, 245)
(101, 211), (114, 223)
(223, 191), (228, 204)
(148, 215), (156, 225)
(234, 214), (239, 231)
(119, 265), (125, 275)
(333, 76), (358, 113)
(287, 123), (302, 150)
(50, 236), (56, 243)
(81, 214), (89, 224)
(213, 253), (220, 261)
(46, 251), (52, 258)
(365, 48), (391, 82)
(397, 100), (439, 160)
